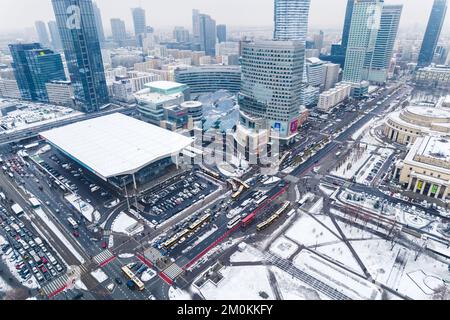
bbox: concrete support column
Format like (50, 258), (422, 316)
(407, 176), (413, 190)
(414, 179), (420, 193)
(441, 186), (448, 200)
(427, 184), (435, 197)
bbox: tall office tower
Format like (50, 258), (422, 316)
(313, 30), (324, 52)
(35, 21), (51, 47)
(199, 14), (217, 56)
(341, 0), (355, 53)
(324, 63), (340, 90)
(366, 5), (403, 84)
(274, 0), (311, 42)
(192, 9), (201, 43)
(9, 43), (66, 102)
(111, 19), (128, 44)
(51, 0), (109, 113)
(92, 2), (106, 43)
(417, 0), (448, 68)
(132, 7), (146, 46)
(48, 21), (62, 50)
(343, 0), (383, 85)
(237, 41), (304, 145)
(173, 27), (190, 43)
(217, 24), (227, 43)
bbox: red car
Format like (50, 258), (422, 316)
(73, 231), (80, 238)
(41, 257), (48, 264)
(40, 266), (47, 273)
(101, 241), (107, 249)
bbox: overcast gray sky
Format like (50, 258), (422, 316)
(0, 0), (448, 33)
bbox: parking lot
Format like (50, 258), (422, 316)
(139, 171), (218, 225)
(0, 200), (66, 287)
(35, 150), (118, 210)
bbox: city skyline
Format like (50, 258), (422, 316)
(0, 0), (449, 34)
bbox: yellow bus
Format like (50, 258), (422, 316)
(231, 185), (245, 200)
(121, 266), (145, 291)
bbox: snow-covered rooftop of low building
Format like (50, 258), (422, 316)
(145, 80), (186, 91)
(417, 136), (450, 163)
(40, 113), (193, 178)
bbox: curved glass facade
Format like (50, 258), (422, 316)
(175, 66), (241, 94)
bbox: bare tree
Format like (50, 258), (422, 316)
(3, 287), (29, 300)
(432, 284), (450, 300)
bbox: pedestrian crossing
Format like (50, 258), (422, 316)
(93, 249), (115, 266)
(41, 274), (69, 297)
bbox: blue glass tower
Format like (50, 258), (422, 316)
(417, 0), (448, 68)
(51, 0), (109, 113)
(9, 43), (66, 102)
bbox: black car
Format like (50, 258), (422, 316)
(115, 277), (123, 285)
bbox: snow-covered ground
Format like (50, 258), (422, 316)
(118, 253), (134, 259)
(331, 144), (377, 180)
(269, 237), (299, 260)
(271, 266), (328, 300)
(196, 266), (275, 300)
(285, 214), (340, 247)
(91, 269), (109, 284)
(230, 244), (264, 263)
(111, 212), (143, 236)
(168, 287), (191, 300)
(0, 275), (12, 294)
(293, 251), (382, 300)
(263, 177), (281, 185)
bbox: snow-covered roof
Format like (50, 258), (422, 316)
(145, 81), (186, 91)
(40, 113), (193, 179)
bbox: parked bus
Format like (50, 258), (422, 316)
(121, 266), (145, 291)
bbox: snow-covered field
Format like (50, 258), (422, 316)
(269, 237), (299, 260)
(230, 245), (264, 263)
(197, 266), (275, 300)
(285, 214), (340, 247)
(293, 251), (382, 300)
(141, 269), (157, 282)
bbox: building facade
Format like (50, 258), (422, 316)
(395, 135), (450, 201)
(9, 43), (66, 102)
(35, 21), (51, 47)
(318, 83), (351, 112)
(92, 2), (106, 43)
(0, 79), (21, 99)
(111, 18), (128, 44)
(131, 7), (146, 46)
(365, 5), (403, 84)
(175, 66), (241, 94)
(324, 63), (341, 90)
(45, 80), (74, 106)
(274, 0), (311, 42)
(414, 66), (450, 90)
(384, 105), (450, 144)
(216, 24), (227, 43)
(343, 0), (383, 85)
(199, 14), (216, 56)
(237, 40), (304, 145)
(52, 0), (109, 113)
(417, 0), (448, 68)
(48, 21), (63, 50)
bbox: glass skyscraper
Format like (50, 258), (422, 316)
(417, 0), (448, 68)
(238, 41), (304, 142)
(216, 24), (227, 43)
(9, 43), (66, 102)
(92, 2), (105, 43)
(131, 7), (146, 47)
(274, 0), (311, 42)
(48, 21), (63, 50)
(199, 14), (217, 56)
(51, 0), (109, 113)
(343, 0), (384, 84)
(110, 18), (127, 44)
(35, 21), (51, 47)
(366, 5), (403, 83)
